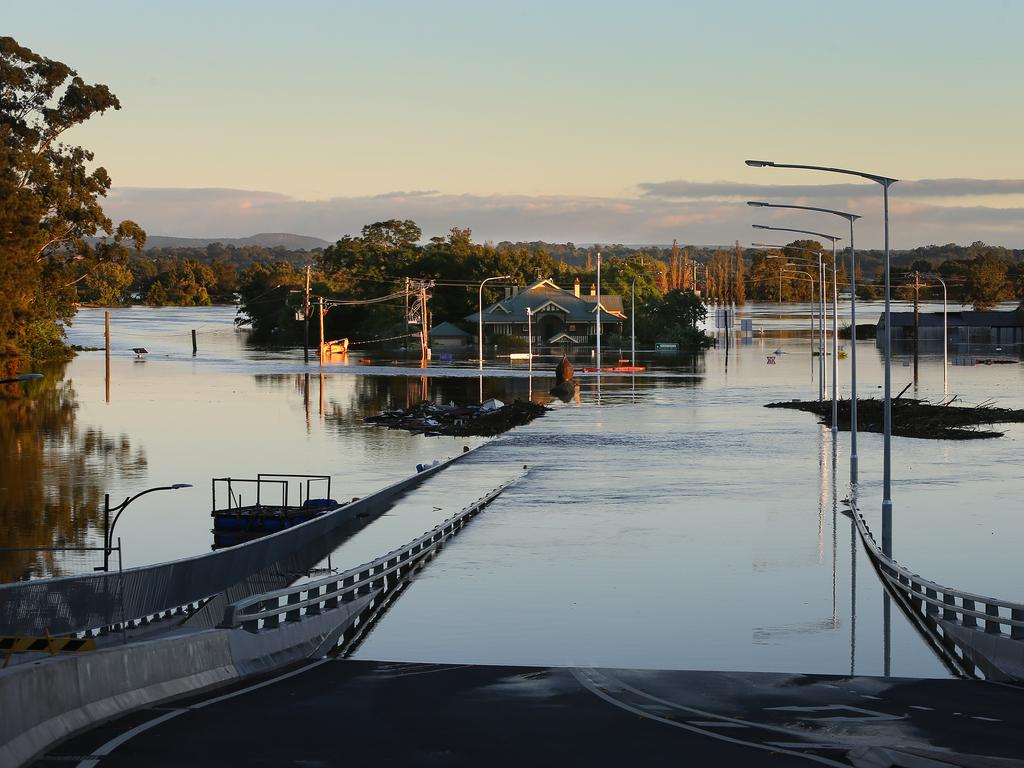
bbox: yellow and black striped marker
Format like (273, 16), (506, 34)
(0, 635), (96, 653)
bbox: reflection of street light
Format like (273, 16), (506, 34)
(103, 484), (192, 571)
(0, 373), (44, 384)
(749, 201), (864, 483)
(747, 158), (898, 556)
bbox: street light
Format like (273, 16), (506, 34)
(747, 159), (898, 557)
(753, 224), (842, 435)
(749, 201), (863, 483)
(752, 246), (820, 390)
(922, 273), (949, 395)
(102, 484), (192, 571)
(478, 275), (513, 374)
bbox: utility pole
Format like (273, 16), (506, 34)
(303, 265), (311, 365)
(319, 296), (325, 367)
(419, 282), (429, 362)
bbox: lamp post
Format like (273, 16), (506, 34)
(753, 224), (841, 435)
(923, 273), (948, 395)
(752, 246), (819, 388)
(478, 275), (512, 374)
(747, 159), (898, 556)
(754, 242), (827, 399)
(596, 251), (602, 375)
(526, 306), (533, 371)
(102, 484), (192, 571)
(749, 201), (863, 483)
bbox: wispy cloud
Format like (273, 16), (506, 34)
(105, 183), (1024, 249)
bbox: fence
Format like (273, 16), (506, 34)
(0, 452), (472, 638)
(851, 503), (1024, 681)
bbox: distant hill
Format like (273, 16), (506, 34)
(142, 233), (331, 251)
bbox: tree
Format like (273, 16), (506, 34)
(79, 261), (132, 305)
(964, 251), (1010, 310)
(636, 289), (713, 349)
(0, 36), (144, 372)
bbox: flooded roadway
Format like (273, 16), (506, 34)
(4, 302), (1023, 678)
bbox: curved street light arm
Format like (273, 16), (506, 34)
(752, 224), (842, 245)
(747, 201), (861, 222)
(745, 160), (897, 186)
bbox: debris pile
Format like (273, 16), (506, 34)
(766, 397), (1024, 440)
(365, 399), (549, 437)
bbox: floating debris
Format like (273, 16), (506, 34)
(365, 399), (549, 437)
(766, 397), (1024, 440)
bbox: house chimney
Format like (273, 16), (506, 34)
(574, 277), (580, 298)
(590, 283), (596, 297)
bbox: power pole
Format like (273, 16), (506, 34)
(303, 265), (311, 365)
(419, 282), (429, 362)
(319, 296), (325, 367)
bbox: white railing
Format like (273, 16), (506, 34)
(220, 477), (520, 632)
(851, 503), (1024, 679)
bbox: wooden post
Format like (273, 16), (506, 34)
(304, 265), (311, 365)
(420, 283), (429, 362)
(319, 297), (325, 366)
(191, 329), (197, 355)
(104, 311), (110, 402)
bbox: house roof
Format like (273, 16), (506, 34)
(428, 321), (471, 338)
(464, 278), (626, 324)
(879, 310), (1024, 328)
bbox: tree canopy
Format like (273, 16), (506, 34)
(0, 36), (143, 373)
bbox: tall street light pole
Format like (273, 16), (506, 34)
(747, 160), (897, 556)
(478, 275), (512, 374)
(923, 273), (949, 395)
(749, 202), (863, 483)
(753, 224), (842, 423)
(596, 251), (602, 375)
(103, 484), (192, 571)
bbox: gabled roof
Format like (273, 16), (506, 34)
(464, 278), (625, 324)
(429, 321), (471, 337)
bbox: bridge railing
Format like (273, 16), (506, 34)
(220, 478), (516, 632)
(851, 504), (1024, 678)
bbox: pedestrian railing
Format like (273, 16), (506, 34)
(220, 476), (519, 633)
(851, 503), (1024, 680)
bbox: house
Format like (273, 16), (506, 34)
(428, 321), (471, 349)
(877, 309), (1024, 346)
(465, 278), (626, 346)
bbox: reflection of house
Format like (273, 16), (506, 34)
(465, 278), (626, 345)
(878, 309), (1024, 345)
(428, 321), (471, 349)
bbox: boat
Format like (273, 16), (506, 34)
(210, 473), (345, 548)
(583, 365), (646, 373)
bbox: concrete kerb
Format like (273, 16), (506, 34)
(0, 593), (375, 767)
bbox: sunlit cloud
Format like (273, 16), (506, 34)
(104, 184), (1024, 250)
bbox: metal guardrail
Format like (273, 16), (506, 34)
(220, 478), (517, 632)
(851, 503), (1024, 679)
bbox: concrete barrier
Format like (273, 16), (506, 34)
(0, 594), (373, 767)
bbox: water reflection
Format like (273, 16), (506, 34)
(0, 363), (147, 581)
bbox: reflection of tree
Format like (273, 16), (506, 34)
(0, 362), (147, 582)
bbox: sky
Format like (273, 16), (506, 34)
(6, 0), (1024, 248)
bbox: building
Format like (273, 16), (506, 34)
(878, 309), (1024, 346)
(465, 278), (626, 346)
(428, 321), (471, 349)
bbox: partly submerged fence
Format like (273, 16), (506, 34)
(852, 504), (1024, 682)
(0, 453), (472, 637)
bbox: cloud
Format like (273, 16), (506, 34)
(638, 178), (1024, 201)
(104, 184), (1024, 249)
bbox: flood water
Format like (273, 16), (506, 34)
(2, 301), (1022, 678)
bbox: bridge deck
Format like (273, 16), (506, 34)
(38, 660), (1024, 767)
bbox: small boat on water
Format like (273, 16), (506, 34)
(211, 473), (345, 549)
(583, 365), (645, 373)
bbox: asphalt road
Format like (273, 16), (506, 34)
(37, 660), (1024, 767)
